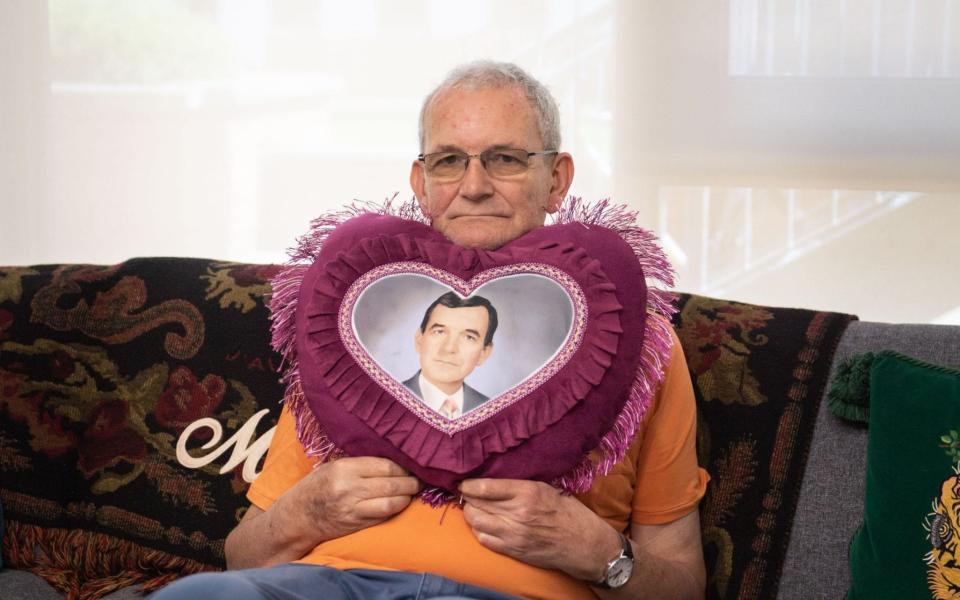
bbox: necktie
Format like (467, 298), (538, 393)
(439, 397), (459, 419)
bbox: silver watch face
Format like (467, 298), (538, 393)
(607, 555), (634, 588)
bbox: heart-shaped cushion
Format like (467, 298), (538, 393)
(270, 199), (676, 494)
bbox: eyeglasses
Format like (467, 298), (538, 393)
(417, 148), (558, 181)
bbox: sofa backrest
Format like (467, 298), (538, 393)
(1, 259), (857, 599)
(0, 259), (284, 597)
(778, 320), (960, 600)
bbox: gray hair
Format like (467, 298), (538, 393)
(418, 60), (561, 152)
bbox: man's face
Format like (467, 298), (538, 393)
(414, 304), (493, 392)
(411, 85), (573, 250)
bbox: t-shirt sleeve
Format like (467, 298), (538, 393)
(246, 403), (315, 510)
(631, 321), (710, 525)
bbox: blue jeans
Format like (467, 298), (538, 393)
(147, 564), (520, 600)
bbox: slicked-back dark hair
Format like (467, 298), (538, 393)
(419, 292), (498, 347)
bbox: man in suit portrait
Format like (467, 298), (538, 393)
(404, 291), (498, 418)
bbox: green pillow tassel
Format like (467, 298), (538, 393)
(827, 352), (875, 423)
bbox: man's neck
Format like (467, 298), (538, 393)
(418, 373), (463, 398)
(429, 379), (461, 396)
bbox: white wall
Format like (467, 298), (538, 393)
(1, 0), (958, 323)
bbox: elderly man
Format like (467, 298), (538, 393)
(404, 292), (498, 418)
(151, 61), (707, 600)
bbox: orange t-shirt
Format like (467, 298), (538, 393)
(247, 322), (708, 600)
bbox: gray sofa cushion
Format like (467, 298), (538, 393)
(0, 570), (147, 600)
(777, 321), (960, 600)
(0, 570), (66, 600)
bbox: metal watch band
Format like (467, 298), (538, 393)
(594, 531), (635, 589)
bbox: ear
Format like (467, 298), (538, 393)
(414, 329), (424, 355)
(477, 343), (493, 366)
(410, 160), (429, 217)
(545, 152), (575, 214)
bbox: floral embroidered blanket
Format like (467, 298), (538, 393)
(0, 255), (854, 600)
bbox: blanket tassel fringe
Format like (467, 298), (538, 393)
(2, 520), (216, 600)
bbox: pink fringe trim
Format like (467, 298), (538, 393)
(547, 197), (677, 492)
(269, 194), (425, 384)
(285, 381), (342, 464)
(270, 195), (678, 495)
(418, 487), (459, 507)
(269, 195), (424, 462)
(551, 315), (675, 493)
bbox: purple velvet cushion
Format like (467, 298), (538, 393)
(270, 201), (675, 494)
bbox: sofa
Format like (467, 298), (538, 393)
(1, 257), (957, 599)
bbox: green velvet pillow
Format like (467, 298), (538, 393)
(847, 351), (960, 599)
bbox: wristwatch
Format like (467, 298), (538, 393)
(595, 532), (635, 589)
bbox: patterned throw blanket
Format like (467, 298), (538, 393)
(0, 259), (853, 599)
(674, 294), (855, 599)
(0, 260), (285, 598)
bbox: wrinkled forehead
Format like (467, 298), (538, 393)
(422, 84), (541, 150)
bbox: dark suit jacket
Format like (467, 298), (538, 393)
(402, 371), (489, 413)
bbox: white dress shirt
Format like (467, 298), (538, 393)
(418, 373), (464, 417)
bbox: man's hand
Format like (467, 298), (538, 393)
(460, 478), (706, 600)
(459, 478), (617, 580)
(225, 457), (421, 569)
(292, 457), (423, 542)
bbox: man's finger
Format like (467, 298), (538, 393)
(459, 478), (523, 500)
(354, 495), (415, 519)
(364, 475), (422, 498)
(463, 503), (511, 538)
(350, 456), (411, 478)
(459, 495), (512, 517)
(473, 530), (510, 554)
